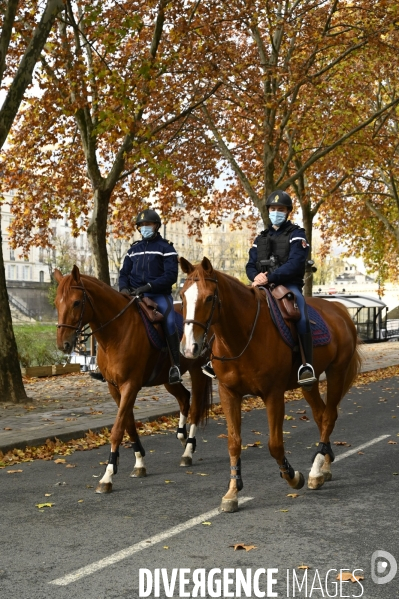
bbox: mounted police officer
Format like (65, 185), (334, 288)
(119, 209), (182, 385)
(246, 190), (317, 388)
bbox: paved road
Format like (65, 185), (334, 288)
(1, 376), (398, 599)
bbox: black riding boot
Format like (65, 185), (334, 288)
(89, 370), (106, 382)
(166, 330), (183, 384)
(298, 332), (317, 389)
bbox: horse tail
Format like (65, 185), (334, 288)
(341, 337), (363, 398)
(199, 375), (213, 424)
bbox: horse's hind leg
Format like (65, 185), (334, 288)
(301, 383), (333, 487)
(164, 382), (194, 467)
(266, 391), (305, 491)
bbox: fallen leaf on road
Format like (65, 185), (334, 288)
(44, 493), (52, 497)
(388, 440), (397, 445)
(279, 509), (289, 512)
(334, 441), (348, 446)
(336, 572), (364, 583)
(298, 565), (310, 570)
(299, 415), (310, 421)
(296, 410), (306, 414)
(247, 441), (261, 447)
(186, 471), (193, 474)
(78, 499), (84, 503)
(99, 461), (108, 465)
(164, 480), (175, 484)
(36, 503), (54, 508)
(197, 473), (209, 476)
(65, 464), (76, 468)
(7, 469), (23, 474)
(284, 415), (295, 420)
(358, 452), (364, 455)
(286, 493), (300, 498)
(230, 544), (257, 551)
(163, 546), (169, 549)
(3, 427), (12, 431)
(218, 434), (228, 438)
(251, 430), (262, 435)
(202, 522), (211, 526)
(54, 459), (66, 464)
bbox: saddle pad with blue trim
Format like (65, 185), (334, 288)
(266, 290), (331, 349)
(138, 306), (184, 351)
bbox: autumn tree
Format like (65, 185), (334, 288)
(0, 0), (64, 403)
(160, 0), (399, 294)
(2, 0), (222, 284)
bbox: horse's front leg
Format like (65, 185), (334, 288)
(125, 412), (147, 478)
(265, 392), (305, 491)
(219, 384), (244, 513)
(96, 383), (138, 493)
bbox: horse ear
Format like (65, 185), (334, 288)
(201, 256), (213, 274)
(180, 256), (195, 274)
(71, 264), (81, 283)
(53, 269), (63, 283)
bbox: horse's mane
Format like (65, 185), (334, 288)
(192, 264), (260, 297)
(59, 272), (122, 300)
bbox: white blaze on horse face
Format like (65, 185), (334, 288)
(184, 282), (199, 357)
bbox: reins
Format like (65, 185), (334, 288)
(183, 275), (260, 362)
(56, 281), (137, 342)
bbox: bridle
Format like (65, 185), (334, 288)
(56, 281), (136, 344)
(182, 275), (261, 362)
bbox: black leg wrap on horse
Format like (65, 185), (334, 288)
(229, 458), (243, 491)
(279, 456), (295, 479)
(132, 440), (145, 457)
(185, 437), (196, 453)
(108, 450), (119, 474)
(311, 441), (335, 464)
(176, 424), (187, 440)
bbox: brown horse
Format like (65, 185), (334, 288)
(180, 257), (361, 512)
(54, 266), (211, 493)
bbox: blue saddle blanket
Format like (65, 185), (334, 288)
(138, 306), (183, 351)
(267, 291), (331, 349)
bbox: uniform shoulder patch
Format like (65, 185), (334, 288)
(164, 239), (174, 245)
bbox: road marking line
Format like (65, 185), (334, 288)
(334, 434), (391, 462)
(49, 496), (254, 586)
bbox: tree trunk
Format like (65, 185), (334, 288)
(302, 201), (313, 297)
(87, 188), (112, 284)
(0, 218), (28, 403)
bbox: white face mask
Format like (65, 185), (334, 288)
(140, 225), (155, 239)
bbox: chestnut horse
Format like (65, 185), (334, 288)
(54, 266), (211, 493)
(180, 257), (361, 512)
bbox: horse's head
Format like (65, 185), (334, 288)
(180, 256), (219, 359)
(54, 265), (91, 353)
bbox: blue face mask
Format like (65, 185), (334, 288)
(269, 211), (287, 227)
(140, 226), (155, 239)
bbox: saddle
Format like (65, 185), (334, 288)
(136, 296), (164, 323)
(269, 285), (301, 322)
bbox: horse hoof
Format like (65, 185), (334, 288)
(95, 482), (112, 493)
(220, 498), (239, 513)
(180, 456), (192, 467)
(292, 471), (305, 489)
(308, 474), (324, 490)
(321, 470), (332, 482)
(130, 468), (147, 478)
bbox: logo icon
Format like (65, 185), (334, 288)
(274, 195), (279, 202)
(141, 212), (145, 219)
(371, 550), (397, 585)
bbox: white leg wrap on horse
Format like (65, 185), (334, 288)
(177, 413), (187, 442)
(100, 464), (114, 485)
(134, 451), (146, 469)
(309, 453), (325, 478)
(182, 424), (197, 458)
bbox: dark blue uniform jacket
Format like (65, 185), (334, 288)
(246, 221), (309, 288)
(119, 234), (178, 295)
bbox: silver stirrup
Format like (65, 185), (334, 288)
(201, 361), (217, 379)
(297, 363), (317, 386)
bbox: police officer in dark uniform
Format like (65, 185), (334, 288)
(246, 190), (317, 388)
(119, 209), (182, 385)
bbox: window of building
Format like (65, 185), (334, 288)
(39, 247), (44, 263)
(23, 265), (30, 280)
(10, 249), (15, 261)
(39, 270), (44, 282)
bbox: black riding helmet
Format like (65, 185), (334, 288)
(136, 209), (162, 227)
(266, 190), (293, 211)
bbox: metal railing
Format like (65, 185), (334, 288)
(8, 293), (36, 319)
